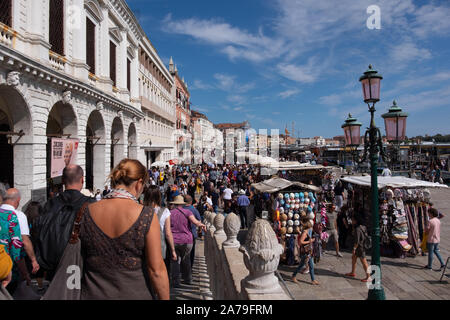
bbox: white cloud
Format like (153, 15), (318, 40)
(277, 59), (318, 83)
(390, 40), (432, 64)
(279, 89), (300, 99)
(162, 14), (284, 63)
(191, 79), (212, 90)
(227, 95), (247, 105)
(411, 4), (450, 38)
(214, 73), (235, 90)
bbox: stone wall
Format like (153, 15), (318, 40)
(204, 212), (290, 300)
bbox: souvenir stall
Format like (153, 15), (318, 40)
(341, 176), (448, 258)
(251, 177), (321, 265)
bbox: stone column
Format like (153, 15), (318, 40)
(223, 212), (241, 248)
(239, 219), (289, 300)
(71, 0), (89, 81)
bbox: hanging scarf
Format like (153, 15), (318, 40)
(104, 188), (139, 203)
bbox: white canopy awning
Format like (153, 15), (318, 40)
(251, 177), (320, 193)
(341, 175), (448, 189)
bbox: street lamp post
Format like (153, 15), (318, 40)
(341, 113), (362, 172)
(382, 100), (409, 170)
(359, 64), (386, 300)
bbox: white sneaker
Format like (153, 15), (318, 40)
(337, 252), (343, 258)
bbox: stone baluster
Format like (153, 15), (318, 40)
(208, 212), (217, 234)
(213, 214), (226, 238)
(239, 219), (289, 300)
(223, 212), (241, 248)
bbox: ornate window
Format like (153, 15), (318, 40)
(86, 17), (96, 74)
(110, 41), (117, 87)
(0, 0), (12, 27)
(49, 0), (65, 56)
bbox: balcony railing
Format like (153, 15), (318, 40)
(0, 23), (16, 48)
(49, 50), (66, 71)
(88, 72), (98, 87)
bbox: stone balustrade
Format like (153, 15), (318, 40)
(203, 212), (290, 300)
(0, 23), (16, 48)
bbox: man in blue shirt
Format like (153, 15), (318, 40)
(237, 189), (250, 229)
(184, 195), (202, 269)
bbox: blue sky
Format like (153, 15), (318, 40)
(127, 0), (450, 138)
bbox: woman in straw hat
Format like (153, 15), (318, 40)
(291, 218), (319, 286)
(169, 195), (206, 287)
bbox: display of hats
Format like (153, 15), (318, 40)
(281, 227), (287, 235)
(278, 193), (284, 199)
(299, 193), (305, 199)
(295, 193), (300, 199)
(280, 199), (285, 206)
(287, 227), (294, 234)
(284, 193), (290, 199)
(304, 198), (310, 204)
(287, 220), (294, 226)
(286, 204), (291, 209)
(386, 189), (394, 199)
(294, 204), (299, 209)
(294, 213), (300, 220)
(294, 220), (300, 226)
(423, 189), (431, 201)
(281, 213), (288, 221)
(394, 189), (403, 199)
(279, 207), (285, 214)
(307, 212), (315, 220)
(290, 193), (295, 199)
(303, 192), (309, 198)
(288, 211), (294, 219)
(307, 206), (313, 213)
(281, 221), (287, 227)
(308, 192), (315, 201)
(295, 199), (300, 204)
(398, 240), (412, 251)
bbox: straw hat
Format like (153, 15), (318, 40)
(170, 195), (186, 205)
(239, 189), (246, 195)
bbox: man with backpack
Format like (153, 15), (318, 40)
(33, 165), (96, 280)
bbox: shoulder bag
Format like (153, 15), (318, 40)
(41, 202), (89, 300)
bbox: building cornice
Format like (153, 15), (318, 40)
(0, 43), (144, 119)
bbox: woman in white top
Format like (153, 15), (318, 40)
(143, 185), (177, 264)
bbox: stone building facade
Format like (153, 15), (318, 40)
(138, 37), (175, 168)
(0, 0), (174, 208)
(169, 58), (191, 164)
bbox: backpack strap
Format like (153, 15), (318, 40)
(69, 202), (89, 244)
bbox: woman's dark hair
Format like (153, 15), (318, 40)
(353, 211), (366, 226)
(143, 185), (161, 207)
(429, 208), (439, 218)
(24, 201), (44, 230)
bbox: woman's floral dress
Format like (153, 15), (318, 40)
(0, 208), (23, 263)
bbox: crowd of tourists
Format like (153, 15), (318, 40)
(0, 160), (264, 300)
(0, 158), (445, 299)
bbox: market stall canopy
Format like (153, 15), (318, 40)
(341, 176), (448, 189)
(150, 161), (170, 168)
(272, 162), (327, 171)
(251, 177), (320, 193)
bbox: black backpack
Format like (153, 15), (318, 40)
(33, 192), (91, 272)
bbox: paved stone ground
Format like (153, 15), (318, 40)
(277, 187), (450, 300)
(170, 239), (213, 300)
